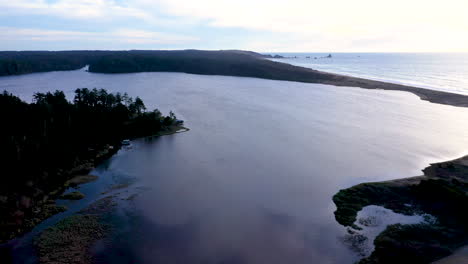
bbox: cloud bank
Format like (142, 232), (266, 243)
(1, 0), (467, 51)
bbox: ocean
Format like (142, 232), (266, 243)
(268, 53), (468, 95)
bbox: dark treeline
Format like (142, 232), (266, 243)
(0, 51), (100, 76)
(0, 50), (269, 76)
(0, 89), (177, 242)
(84, 50), (332, 83)
(0, 50), (330, 82)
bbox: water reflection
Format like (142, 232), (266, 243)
(2, 71), (468, 263)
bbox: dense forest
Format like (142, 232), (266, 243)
(0, 50), (271, 76)
(0, 50), (329, 82)
(0, 89), (178, 242)
(0, 51), (99, 76)
(86, 50), (326, 80)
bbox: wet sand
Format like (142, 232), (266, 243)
(268, 63), (468, 108)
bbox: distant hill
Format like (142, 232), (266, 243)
(85, 50), (333, 83)
(0, 50), (268, 76)
(0, 49), (332, 84)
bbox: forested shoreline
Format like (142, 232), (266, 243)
(0, 50), (266, 76)
(0, 89), (180, 242)
(0, 51), (97, 76)
(2, 50), (468, 107)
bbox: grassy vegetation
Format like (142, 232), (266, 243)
(1, 203), (68, 243)
(333, 157), (468, 263)
(100, 183), (133, 195)
(333, 181), (415, 228)
(78, 196), (116, 215)
(59, 191), (85, 200)
(65, 175), (98, 187)
(35, 214), (107, 264)
(35, 195), (117, 264)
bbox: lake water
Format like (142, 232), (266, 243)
(269, 53), (468, 95)
(2, 69), (468, 263)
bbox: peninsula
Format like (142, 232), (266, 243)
(0, 89), (185, 243)
(1, 50), (467, 108)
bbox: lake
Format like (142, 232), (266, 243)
(2, 69), (468, 263)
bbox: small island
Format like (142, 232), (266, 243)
(0, 89), (186, 243)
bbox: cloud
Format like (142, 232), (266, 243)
(142, 0), (467, 32)
(0, 27), (198, 45)
(0, 0), (152, 21)
(0, 0), (467, 51)
(111, 29), (199, 44)
(139, 0), (468, 51)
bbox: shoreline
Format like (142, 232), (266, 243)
(2, 50), (467, 108)
(256, 58), (468, 108)
(144, 126), (190, 139)
(307, 68), (468, 108)
(87, 58), (468, 108)
(0, 144), (120, 245)
(35, 195), (117, 264)
(0, 124), (187, 245)
(87, 51), (468, 109)
(268, 57), (468, 97)
(333, 154), (468, 263)
(31, 128), (187, 263)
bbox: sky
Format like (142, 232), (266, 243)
(1, 0), (467, 52)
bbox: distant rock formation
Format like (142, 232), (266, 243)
(261, 54), (285, 59)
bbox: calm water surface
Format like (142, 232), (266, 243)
(2, 69), (468, 263)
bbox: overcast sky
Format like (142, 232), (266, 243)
(1, 0), (467, 52)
